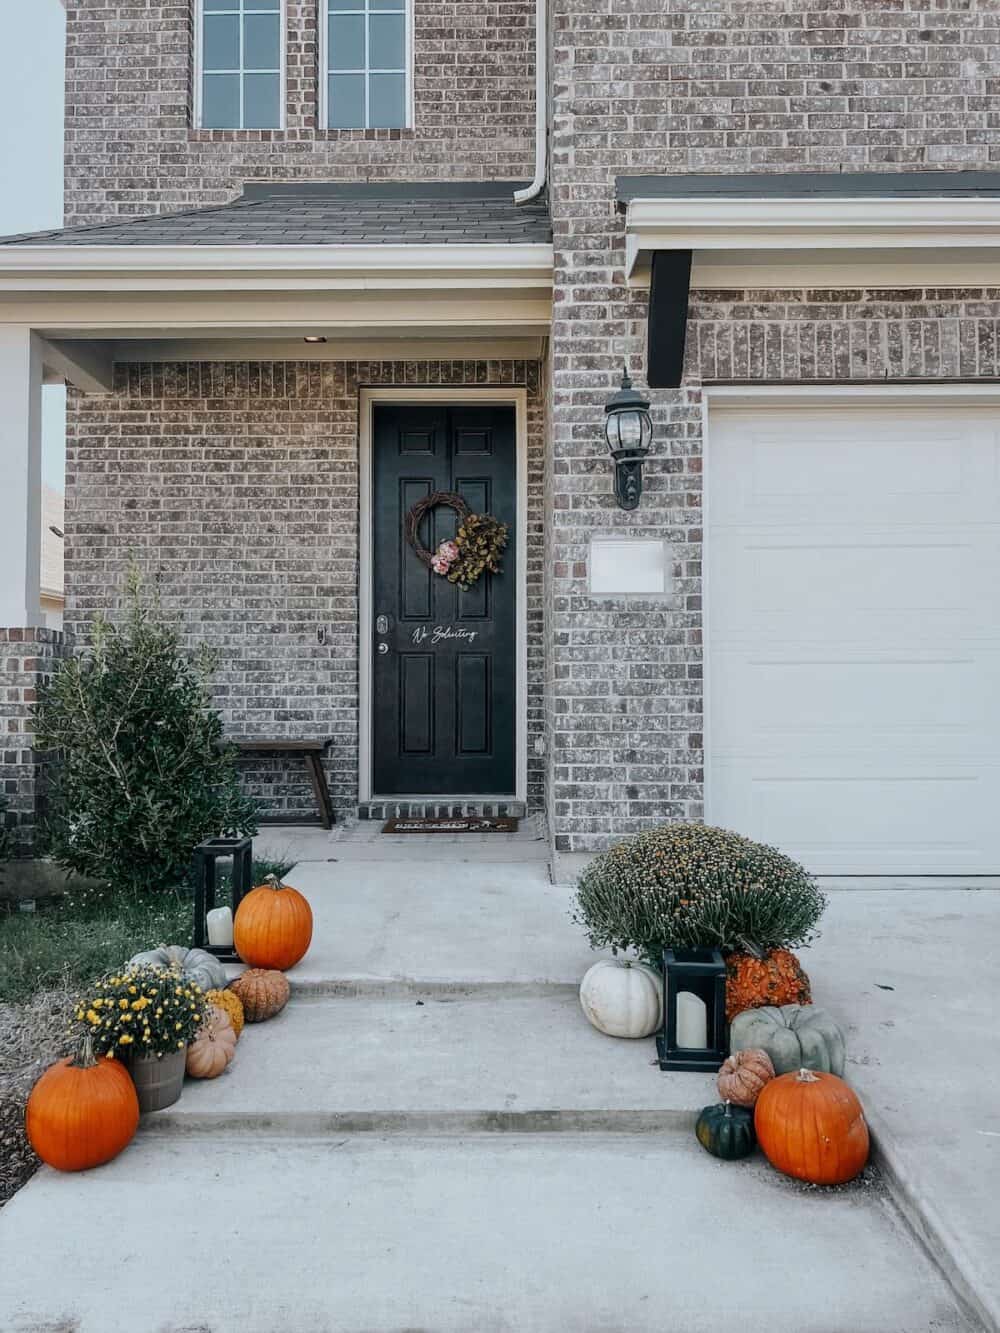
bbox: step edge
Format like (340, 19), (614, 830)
(138, 1108), (698, 1136)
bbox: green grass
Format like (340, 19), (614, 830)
(0, 856), (296, 1006)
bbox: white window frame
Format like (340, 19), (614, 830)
(319, 0), (413, 131)
(193, 0), (287, 131)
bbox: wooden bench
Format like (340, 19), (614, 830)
(231, 739), (334, 829)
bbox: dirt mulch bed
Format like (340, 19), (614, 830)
(0, 982), (76, 1207)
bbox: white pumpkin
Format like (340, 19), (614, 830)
(579, 959), (662, 1039)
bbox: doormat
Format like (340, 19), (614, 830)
(382, 816), (520, 834)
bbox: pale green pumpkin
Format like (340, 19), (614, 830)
(127, 944), (228, 993)
(729, 1004), (846, 1077)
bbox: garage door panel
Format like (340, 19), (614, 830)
(707, 402), (1000, 874)
(711, 409), (1000, 528)
(711, 760), (994, 874)
(709, 533), (978, 640)
(711, 651), (989, 757)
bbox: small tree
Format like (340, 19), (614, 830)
(35, 567), (258, 894)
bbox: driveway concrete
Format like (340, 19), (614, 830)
(808, 889), (1000, 1333)
(0, 1134), (970, 1333)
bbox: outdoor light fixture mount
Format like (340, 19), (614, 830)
(603, 366), (653, 510)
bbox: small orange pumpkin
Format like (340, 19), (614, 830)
(725, 948), (811, 1023)
(717, 1048), (775, 1108)
(755, 1068), (869, 1186)
(25, 1036), (139, 1172)
(186, 1006), (237, 1080)
(234, 874), (313, 971)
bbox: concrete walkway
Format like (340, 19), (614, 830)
(0, 833), (994, 1332)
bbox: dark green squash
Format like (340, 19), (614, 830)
(696, 1101), (756, 1160)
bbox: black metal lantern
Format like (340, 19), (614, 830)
(192, 836), (253, 963)
(603, 367), (653, 510)
(657, 947), (728, 1072)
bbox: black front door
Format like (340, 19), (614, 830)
(371, 403), (517, 796)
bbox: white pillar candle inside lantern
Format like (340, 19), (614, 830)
(675, 991), (708, 1049)
(206, 906), (234, 948)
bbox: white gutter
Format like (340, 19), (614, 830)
(513, 0), (546, 205)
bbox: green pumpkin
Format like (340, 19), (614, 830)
(729, 1004), (846, 1077)
(696, 1102), (756, 1161)
(127, 944), (227, 993)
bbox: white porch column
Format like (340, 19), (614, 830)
(0, 326), (43, 627)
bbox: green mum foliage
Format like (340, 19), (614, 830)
(34, 566), (258, 896)
(573, 823), (827, 963)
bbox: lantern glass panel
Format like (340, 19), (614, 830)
(616, 411), (644, 448)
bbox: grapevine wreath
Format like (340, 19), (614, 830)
(404, 491), (509, 592)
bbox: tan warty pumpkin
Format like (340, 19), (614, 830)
(229, 968), (290, 1022)
(234, 874), (313, 971)
(717, 1048), (775, 1108)
(185, 1005), (237, 1080)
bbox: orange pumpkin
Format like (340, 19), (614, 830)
(755, 1068), (869, 1186)
(725, 948), (811, 1022)
(234, 874), (313, 970)
(25, 1037), (139, 1172)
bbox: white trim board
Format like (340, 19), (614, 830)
(357, 387), (529, 806)
(625, 194), (1000, 286)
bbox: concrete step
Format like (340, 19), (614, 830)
(0, 1133), (974, 1333)
(149, 991), (715, 1134)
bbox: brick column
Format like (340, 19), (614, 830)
(1, 628), (67, 856)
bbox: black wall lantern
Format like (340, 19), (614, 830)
(603, 367), (653, 510)
(657, 947), (728, 1072)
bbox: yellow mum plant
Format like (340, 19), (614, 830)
(74, 964), (206, 1058)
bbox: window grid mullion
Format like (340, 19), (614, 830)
(364, 0), (371, 129)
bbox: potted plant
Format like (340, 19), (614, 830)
(74, 964), (206, 1113)
(573, 823), (828, 1022)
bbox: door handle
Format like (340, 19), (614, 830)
(376, 614), (389, 634)
(377, 642), (390, 656)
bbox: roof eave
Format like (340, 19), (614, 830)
(623, 194), (1000, 277)
(0, 241), (555, 288)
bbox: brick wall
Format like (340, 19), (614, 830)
(64, 0), (536, 225)
(0, 629), (67, 856)
(545, 0), (1000, 849)
(65, 360), (546, 821)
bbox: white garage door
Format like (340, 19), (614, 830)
(707, 400), (1000, 875)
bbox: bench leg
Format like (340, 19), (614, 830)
(304, 752), (334, 829)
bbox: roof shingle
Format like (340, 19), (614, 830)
(0, 182), (551, 248)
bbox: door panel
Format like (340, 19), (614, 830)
(371, 403), (516, 796)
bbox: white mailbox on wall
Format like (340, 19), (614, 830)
(589, 537), (672, 596)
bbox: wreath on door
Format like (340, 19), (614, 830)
(404, 491), (509, 592)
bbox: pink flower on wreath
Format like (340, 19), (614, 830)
(431, 539), (459, 575)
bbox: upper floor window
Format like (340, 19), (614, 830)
(196, 0), (284, 129)
(323, 0), (410, 129)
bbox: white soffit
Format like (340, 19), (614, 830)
(624, 196), (1000, 288)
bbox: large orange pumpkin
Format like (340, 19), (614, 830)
(755, 1068), (869, 1186)
(25, 1037), (139, 1172)
(234, 874), (313, 970)
(725, 948), (811, 1022)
